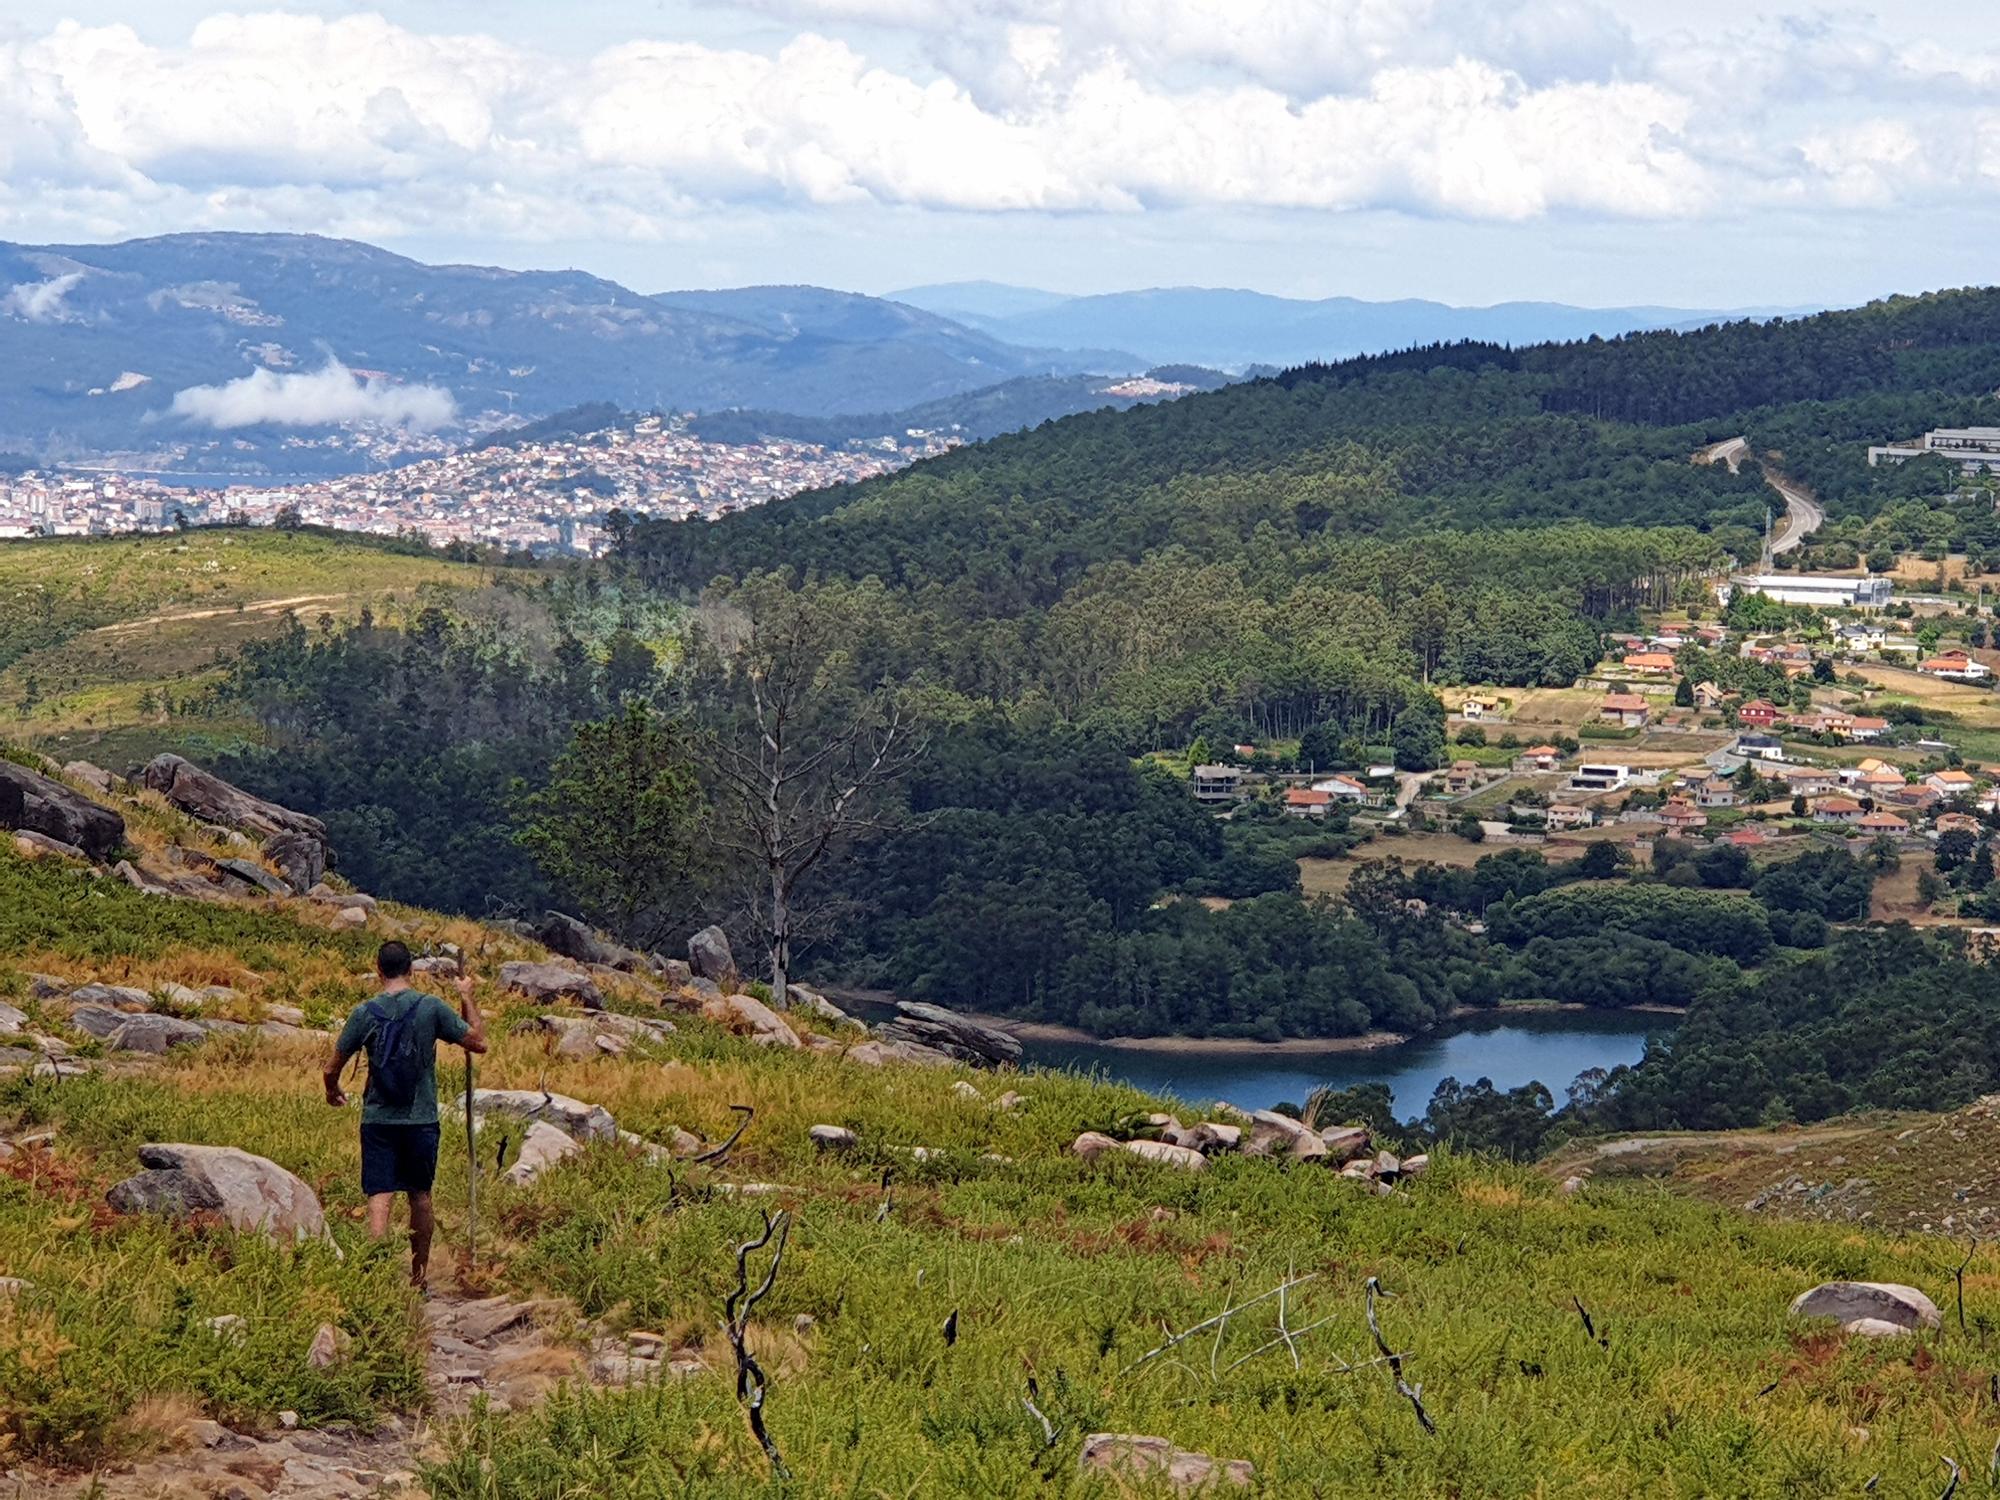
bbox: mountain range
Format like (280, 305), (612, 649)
(0, 232), (1813, 476)
(890, 282), (1818, 369)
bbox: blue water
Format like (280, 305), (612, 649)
(1012, 1009), (1670, 1116)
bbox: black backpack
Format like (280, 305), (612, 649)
(363, 994), (425, 1109)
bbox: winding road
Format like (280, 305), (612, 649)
(1697, 437), (1823, 559)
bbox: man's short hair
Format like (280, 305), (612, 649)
(377, 940), (413, 979)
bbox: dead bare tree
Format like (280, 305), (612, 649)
(692, 1104), (755, 1167)
(724, 1208), (792, 1480)
(697, 582), (926, 1011)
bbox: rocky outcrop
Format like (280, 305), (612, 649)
(687, 925), (737, 986)
(535, 1011), (674, 1058)
(1124, 1139), (1207, 1171)
(874, 1002), (1022, 1068)
(105, 1143), (329, 1242)
(263, 831), (327, 894)
(701, 992), (802, 1049)
(537, 911), (650, 972)
(499, 960), (604, 1010)
(1789, 1282), (1940, 1333)
(213, 857), (291, 899)
(70, 1006), (206, 1054)
(68, 982), (154, 1009)
(786, 985), (850, 1025)
(809, 1124), (857, 1153)
(13, 829), (86, 860)
(502, 1120), (583, 1186)
(1079, 1434), (1253, 1491)
(140, 754), (327, 848)
(845, 1037), (956, 1068)
(61, 760), (121, 795)
(459, 1088), (618, 1142)
(1071, 1131), (1122, 1162)
(0, 760), (125, 860)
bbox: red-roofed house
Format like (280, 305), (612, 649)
(1859, 811), (1909, 834)
(1921, 652), (1992, 682)
(1284, 788), (1332, 818)
(1659, 797), (1708, 835)
(1622, 652), (1677, 674)
(1519, 744), (1563, 771)
(1738, 700), (1780, 728)
(1600, 694), (1651, 728)
(1813, 796), (1866, 824)
(1928, 769), (1978, 798)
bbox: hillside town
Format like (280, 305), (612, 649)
(0, 413), (957, 554)
(1186, 587), (2000, 925)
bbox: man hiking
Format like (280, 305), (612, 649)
(324, 940), (487, 1287)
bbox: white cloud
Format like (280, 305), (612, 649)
(3, 271), (81, 321)
(169, 359), (457, 430)
(0, 4), (1996, 255)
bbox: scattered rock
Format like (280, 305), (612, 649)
(701, 991), (801, 1049)
(61, 760), (120, 795)
(0, 759), (126, 860)
(106, 1143), (330, 1242)
(179, 1417), (234, 1449)
(308, 884), (377, 912)
(809, 1124), (857, 1153)
(67, 981), (155, 1010)
(202, 1315), (248, 1343)
(213, 857), (291, 899)
(951, 1080), (983, 1102)
(13, 829), (86, 861)
(1071, 1131), (1122, 1162)
(874, 1002), (1022, 1068)
(1789, 1282), (1940, 1332)
(1401, 1153), (1430, 1178)
(460, 1088), (618, 1142)
(1843, 1317), (1915, 1337)
(1124, 1139), (1207, 1171)
(25, 973), (67, 1000)
(1319, 1126), (1371, 1162)
(278, 1410), (299, 1430)
(996, 1090), (1024, 1112)
(786, 985), (850, 1024)
(500, 960), (604, 1010)
(1288, 1132), (1330, 1164)
(687, 926), (737, 986)
(262, 829), (327, 893)
(1079, 1433), (1253, 1491)
(113, 859), (172, 897)
(502, 1120), (584, 1186)
(307, 1322), (349, 1368)
(1183, 1122), (1242, 1154)
(535, 1010), (675, 1058)
(71, 1007), (207, 1054)
(0, 1277), (30, 1298)
(1243, 1110), (1312, 1158)
(1371, 1150), (1403, 1179)
(537, 910), (650, 972)
(1559, 1175), (1588, 1196)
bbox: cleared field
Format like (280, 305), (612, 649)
(1849, 661), (2000, 720)
(0, 530), (490, 755)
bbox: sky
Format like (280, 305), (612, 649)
(2, 1), (1999, 307)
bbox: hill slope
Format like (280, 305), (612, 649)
(5, 760), (2000, 1496)
(0, 235), (1118, 468)
(891, 282), (1817, 367)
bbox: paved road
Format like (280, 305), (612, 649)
(1697, 436), (1822, 557)
(1766, 470), (1824, 556)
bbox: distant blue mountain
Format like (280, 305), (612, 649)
(889, 282), (1820, 369)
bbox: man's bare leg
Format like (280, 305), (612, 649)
(366, 1191), (395, 1239)
(408, 1191), (435, 1288)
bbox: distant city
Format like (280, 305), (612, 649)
(0, 414), (959, 555)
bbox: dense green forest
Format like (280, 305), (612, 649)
(197, 286), (2000, 1148)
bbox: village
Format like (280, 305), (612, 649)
(1189, 591), (2000, 925)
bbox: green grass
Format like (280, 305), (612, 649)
(6, 814), (2000, 1493)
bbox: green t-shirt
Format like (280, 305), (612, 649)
(336, 988), (471, 1126)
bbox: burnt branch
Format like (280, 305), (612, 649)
(692, 1104), (755, 1167)
(1366, 1277), (1436, 1436)
(724, 1207), (792, 1480)
(1023, 1374), (1058, 1450)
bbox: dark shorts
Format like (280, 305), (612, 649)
(360, 1122), (441, 1196)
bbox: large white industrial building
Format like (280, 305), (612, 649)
(1726, 572), (1893, 608)
(1868, 428), (2000, 475)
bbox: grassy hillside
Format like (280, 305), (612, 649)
(6, 776), (2000, 1496)
(0, 529), (490, 764)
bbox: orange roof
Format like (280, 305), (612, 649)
(1816, 797), (1863, 813)
(1726, 829), (1766, 845)
(1601, 694), (1649, 711)
(1524, 744), (1560, 756)
(1622, 653), (1676, 670)
(1859, 813), (1908, 830)
(1285, 788), (1330, 806)
(1932, 770), (1975, 785)
(1849, 717), (1889, 730)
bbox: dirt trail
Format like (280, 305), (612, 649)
(38, 1291), (708, 1498)
(90, 593), (351, 637)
